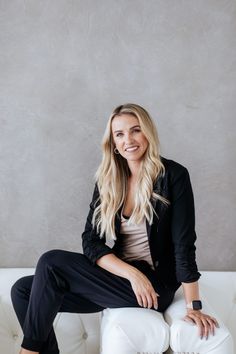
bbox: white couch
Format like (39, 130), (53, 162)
(0, 269), (235, 354)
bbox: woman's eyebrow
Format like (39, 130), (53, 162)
(114, 125), (141, 133)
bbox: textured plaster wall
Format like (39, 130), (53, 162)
(0, 0), (235, 269)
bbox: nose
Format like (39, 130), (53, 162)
(124, 133), (135, 144)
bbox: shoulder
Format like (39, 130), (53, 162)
(89, 182), (100, 209)
(160, 155), (188, 173)
(160, 155), (190, 185)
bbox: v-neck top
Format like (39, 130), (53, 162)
(114, 205), (155, 270)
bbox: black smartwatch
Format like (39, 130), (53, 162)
(186, 300), (202, 310)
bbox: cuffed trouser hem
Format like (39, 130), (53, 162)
(21, 337), (59, 353)
(22, 336), (44, 351)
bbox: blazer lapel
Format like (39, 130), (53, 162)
(114, 205), (122, 235)
(114, 175), (164, 240)
(146, 178), (162, 240)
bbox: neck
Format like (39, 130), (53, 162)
(127, 160), (142, 179)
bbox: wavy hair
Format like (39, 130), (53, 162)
(91, 103), (170, 241)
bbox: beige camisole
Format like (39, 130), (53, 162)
(116, 205), (155, 271)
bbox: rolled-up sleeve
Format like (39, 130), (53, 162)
(81, 183), (114, 265)
(170, 166), (201, 283)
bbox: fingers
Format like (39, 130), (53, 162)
(194, 317), (204, 338)
(130, 273), (159, 310)
(206, 317), (215, 336)
(143, 291), (159, 310)
(204, 316), (220, 337)
(152, 292), (159, 310)
(185, 312), (220, 339)
(147, 288), (160, 309)
(183, 315), (195, 325)
(210, 316), (220, 328)
(201, 317), (210, 339)
(136, 293), (144, 308)
(135, 288), (159, 310)
(140, 294), (151, 309)
(136, 293), (149, 308)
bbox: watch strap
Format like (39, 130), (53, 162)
(186, 300), (202, 310)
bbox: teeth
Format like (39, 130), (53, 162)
(126, 146), (138, 152)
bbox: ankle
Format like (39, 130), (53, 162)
(20, 349), (39, 354)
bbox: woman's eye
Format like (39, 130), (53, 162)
(116, 129), (140, 137)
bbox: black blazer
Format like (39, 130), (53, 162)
(81, 156), (201, 292)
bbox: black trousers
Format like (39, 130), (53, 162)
(11, 249), (176, 353)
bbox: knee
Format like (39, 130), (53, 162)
(101, 308), (170, 353)
(170, 319), (234, 353)
(11, 276), (30, 304)
(36, 250), (86, 277)
(36, 249), (64, 270)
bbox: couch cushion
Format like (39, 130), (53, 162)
(0, 268), (101, 354)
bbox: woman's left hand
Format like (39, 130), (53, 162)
(183, 309), (220, 339)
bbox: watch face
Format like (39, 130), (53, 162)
(192, 300), (202, 310)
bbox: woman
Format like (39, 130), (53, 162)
(11, 103), (219, 354)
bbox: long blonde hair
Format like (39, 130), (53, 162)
(91, 103), (169, 241)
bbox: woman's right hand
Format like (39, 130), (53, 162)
(128, 268), (159, 310)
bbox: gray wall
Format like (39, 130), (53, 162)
(1, 0), (235, 270)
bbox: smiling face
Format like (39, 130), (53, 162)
(111, 113), (149, 163)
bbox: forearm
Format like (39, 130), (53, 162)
(96, 253), (139, 281)
(181, 280), (219, 338)
(181, 280), (200, 304)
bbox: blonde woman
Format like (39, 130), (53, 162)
(11, 103), (219, 354)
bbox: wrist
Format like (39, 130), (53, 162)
(126, 266), (141, 281)
(186, 300), (202, 311)
(187, 308), (201, 314)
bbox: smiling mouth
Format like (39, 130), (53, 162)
(125, 146), (139, 152)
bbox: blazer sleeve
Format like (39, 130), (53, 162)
(81, 182), (114, 265)
(170, 166), (201, 283)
